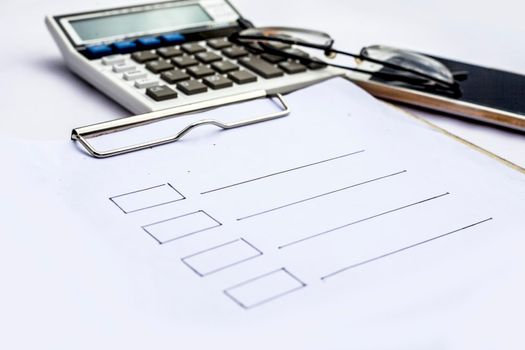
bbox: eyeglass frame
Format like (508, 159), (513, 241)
(229, 26), (463, 96)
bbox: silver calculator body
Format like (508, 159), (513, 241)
(46, 0), (340, 115)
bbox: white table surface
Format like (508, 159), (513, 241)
(1, 0), (523, 166)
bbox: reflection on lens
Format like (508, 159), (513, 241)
(361, 45), (455, 84)
(238, 27), (333, 48)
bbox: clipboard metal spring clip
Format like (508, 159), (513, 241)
(71, 91), (290, 158)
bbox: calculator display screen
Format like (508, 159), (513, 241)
(70, 4), (213, 41)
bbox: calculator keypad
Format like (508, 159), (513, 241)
(106, 36), (322, 102)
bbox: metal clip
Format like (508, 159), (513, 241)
(71, 91), (290, 158)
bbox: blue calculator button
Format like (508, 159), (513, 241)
(160, 33), (185, 44)
(113, 41), (137, 53)
(136, 37), (161, 48)
(85, 44), (113, 58)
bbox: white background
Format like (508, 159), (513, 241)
(1, 0), (523, 165)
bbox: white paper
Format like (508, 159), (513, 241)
(1, 78), (524, 350)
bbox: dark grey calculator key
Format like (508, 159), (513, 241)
(307, 58), (327, 70)
(131, 50), (159, 63)
(228, 70), (257, 84)
(222, 46), (249, 58)
(181, 43), (207, 54)
(196, 51), (222, 64)
(278, 61), (307, 74)
(146, 59), (174, 74)
(211, 60), (239, 74)
(157, 46), (183, 58)
(146, 85), (178, 101)
(261, 53), (287, 64)
(172, 55), (199, 68)
(203, 75), (233, 90)
(186, 64), (215, 78)
(176, 80), (208, 95)
(161, 69), (190, 84)
(239, 57), (284, 78)
(207, 38), (232, 49)
(283, 48), (310, 59)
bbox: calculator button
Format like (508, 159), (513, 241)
(85, 44), (113, 58)
(283, 48), (310, 59)
(137, 36), (161, 48)
(146, 59), (174, 74)
(181, 43), (206, 54)
(186, 64), (215, 78)
(113, 41), (137, 53)
(157, 46), (183, 58)
(131, 51), (159, 63)
(160, 33), (185, 44)
(227, 70), (257, 84)
(207, 38), (232, 49)
(222, 46), (249, 58)
(261, 53), (287, 64)
(172, 55), (199, 68)
(307, 58), (327, 70)
(203, 75), (233, 90)
(146, 85), (178, 101)
(238, 57), (284, 78)
(134, 78), (159, 89)
(102, 55), (125, 66)
(123, 70), (147, 81)
(278, 61), (307, 74)
(112, 62), (136, 73)
(211, 60), (239, 74)
(161, 69), (190, 84)
(176, 80), (208, 95)
(196, 51), (222, 64)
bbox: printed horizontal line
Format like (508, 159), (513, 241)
(237, 170), (407, 221)
(200, 150), (365, 195)
(320, 217), (493, 281)
(278, 192), (450, 249)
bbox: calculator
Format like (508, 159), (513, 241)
(46, 0), (339, 115)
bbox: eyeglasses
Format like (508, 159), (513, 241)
(229, 27), (468, 96)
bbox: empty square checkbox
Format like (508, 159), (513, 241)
(142, 210), (221, 244)
(182, 238), (262, 276)
(110, 183), (185, 213)
(224, 268), (306, 309)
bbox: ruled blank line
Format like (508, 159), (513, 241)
(320, 217), (493, 281)
(200, 150), (365, 195)
(278, 192), (450, 249)
(237, 170), (407, 221)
